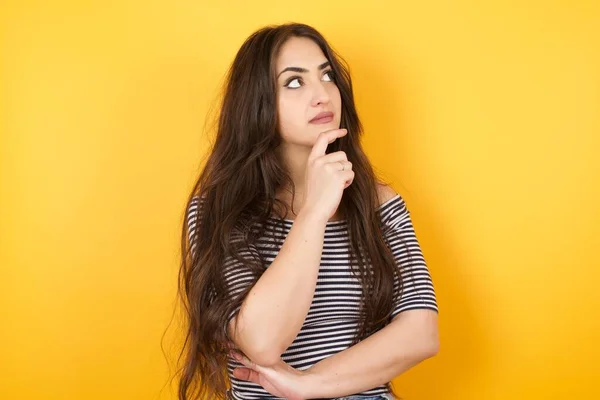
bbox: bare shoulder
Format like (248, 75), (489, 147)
(376, 183), (398, 206)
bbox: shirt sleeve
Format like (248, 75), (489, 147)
(186, 196), (202, 259)
(380, 194), (438, 319)
(185, 195), (260, 333)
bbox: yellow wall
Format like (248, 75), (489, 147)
(2, 1), (599, 399)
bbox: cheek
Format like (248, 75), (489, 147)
(330, 86), (342, 111)
(277, 96), (304, 135)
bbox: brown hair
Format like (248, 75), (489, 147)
(174, 22), (401, 400)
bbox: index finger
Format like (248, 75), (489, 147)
(308, 128), (347, 161)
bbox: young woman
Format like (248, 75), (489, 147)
(177, 23), (439, 400)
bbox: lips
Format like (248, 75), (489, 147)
(309, 111), (334, 124)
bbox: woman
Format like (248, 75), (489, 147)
(177, 23), (439, 400)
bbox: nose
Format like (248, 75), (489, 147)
(310, 81), (331, 107)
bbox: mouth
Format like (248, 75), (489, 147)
(309, 111), (334, 124)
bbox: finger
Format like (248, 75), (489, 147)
(232, 367), (261, 384)
(308, 129), (347, 162)
(319, 150), (348, 164)
(231, 351), (253, 367)
(344, 176), (354, 189)
(338, 161), (352, 171)
(341, 170), (355, 188)
(230, 350), (265, 373)
(327, 161), (352, 172)
(340, 170), (354, 179)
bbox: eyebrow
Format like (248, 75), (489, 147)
(277, 61), (331, 78)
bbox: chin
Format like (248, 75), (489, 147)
(309, 121), (340, 131)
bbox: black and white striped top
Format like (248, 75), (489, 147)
(186, 193), (438, 399)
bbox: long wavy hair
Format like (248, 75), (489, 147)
(175, 22), (402, 400)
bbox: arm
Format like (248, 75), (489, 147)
(305, 188), (439, 397)
(186, 196), (328, 367)
(303, 309), (439, 399)
(229, 189), (440, 398)
(229, 210), (328, 367)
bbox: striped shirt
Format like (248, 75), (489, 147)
(186, 193), (438, 399)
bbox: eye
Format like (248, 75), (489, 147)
(284, 77), (302, 89)
(323, 70), (335, 82)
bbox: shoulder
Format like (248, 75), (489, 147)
(375, 183), (410, 232)
(376, 183), (399, 206)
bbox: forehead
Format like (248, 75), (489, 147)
(275, 37), (328, 71)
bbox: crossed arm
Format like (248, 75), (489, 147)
(232, 307), (439, 399)
(301, 308), (439, 398)
(226, 185), (439, 397)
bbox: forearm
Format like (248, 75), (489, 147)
(231, 210), (328, 365)
(304, 310), (439, 398)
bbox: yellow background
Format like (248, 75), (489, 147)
(2, 1), (599, 399)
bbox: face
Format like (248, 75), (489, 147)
(275, 37), (342, 147)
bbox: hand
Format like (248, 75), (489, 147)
(302, 128), (354, 223)
(230, 350), (312, 400)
